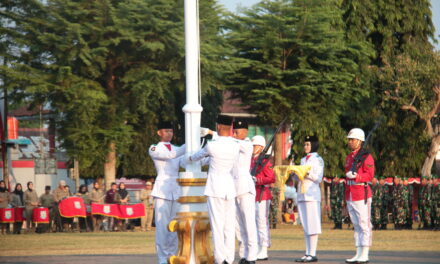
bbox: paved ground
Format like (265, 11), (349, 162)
(1, 250), (439, 264)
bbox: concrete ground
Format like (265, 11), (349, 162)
(1, 250), (439, 264)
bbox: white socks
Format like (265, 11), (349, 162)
(304, 234), (318, 256)
(309, 234), (318, 256)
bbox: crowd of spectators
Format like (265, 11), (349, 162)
(0, 179), (154, 234)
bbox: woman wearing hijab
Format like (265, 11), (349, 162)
(117, 183), (130, 231)
(24, 181), (39, 233)
(76, 184), (90, 232)
(11, 183), (24, 234)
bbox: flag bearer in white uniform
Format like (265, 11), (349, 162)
(148, 121), (185, 264)
(344, 128), (374, 264)
(251, 135), (275, 261)
(295, 135), (324, 263)
(190, 115), (239, 264)
(232, 118), (258, 264)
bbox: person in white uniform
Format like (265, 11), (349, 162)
(190, 115), (240, 264)
(295, 135), (324, 263)
(148, 121), (185, 264)
(232, 118), (258, 264)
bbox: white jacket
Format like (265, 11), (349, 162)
(297, 152), (324, 202)
(148, 142), (185, 200)
(191, 136), (239, 199)
(233, 139), (256, 196)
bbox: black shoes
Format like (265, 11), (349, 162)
(295, 255), (318, 262)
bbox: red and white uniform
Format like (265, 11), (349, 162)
(252, 156), (275, 248)
(344, 150), (375, 247)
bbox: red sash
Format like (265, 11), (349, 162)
(59, 197), (87, 218)
(32, 207), (49, 223)
(14, 207), (25, 222)
(118, 204), (145, 219)
(0, 208), (15, 223)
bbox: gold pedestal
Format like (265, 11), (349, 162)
(168, 178), (213, 264)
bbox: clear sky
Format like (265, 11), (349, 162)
(218, 0), (440, 50)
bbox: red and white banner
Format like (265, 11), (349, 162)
(32, 207), (49, 223)
(91, 203), (146, 219)
(91, 203), (120, 218)
(119, 203), (145, 219)
(59, 196), (87, 218)
(14, 207), (25, 222)
(0, 208), (15, 223)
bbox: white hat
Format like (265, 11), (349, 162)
(59, 180), (66, 186)
(347, 128), (365, 141)
(252, 135), (266, 147)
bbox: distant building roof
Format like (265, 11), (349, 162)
(10, 105), (51, 117)
(220, 90), (256, 117)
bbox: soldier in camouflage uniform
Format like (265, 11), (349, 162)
(402, 177), (414, 229)
(269, 186), (280, 229)
(330, 176), (345, 229)
(371, 176), (382, 230)
(379, 177), (390, 229)
(418, 176), (433, 230)
(392, 176), (405, 230)
(432, 175), (440, 231)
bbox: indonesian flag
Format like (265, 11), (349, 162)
(32, 207), (49, 223)
(91, 203), (121, 218)
(118, 204), (145, 219)
(59, 197), (87, 218)
(0, 208), (15, 223)
(14, 207), (25, 222)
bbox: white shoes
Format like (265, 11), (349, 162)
(256, 245), (268, 260)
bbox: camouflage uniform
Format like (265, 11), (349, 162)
(392, 180), (405, 229)
(401, 181), (413, 229)
(380, 182), (391, 229)
(433, 179), (440, 230)
(371, 181), (382, 230)
(330, 178), (344, 229)
(269, 187), (280, 229)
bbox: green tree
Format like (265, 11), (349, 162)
(226, 0), (372, 175)
(341, 0), (437, 177)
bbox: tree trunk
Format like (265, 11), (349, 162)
(421, 134), (440, 177)
(104, 142), (116, 190)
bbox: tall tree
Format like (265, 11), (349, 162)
(226, 0), (372, 175)
(341, 0), (437, 177)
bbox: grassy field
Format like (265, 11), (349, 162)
(1, 223), (439, 256)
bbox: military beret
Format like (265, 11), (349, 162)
(233, 118), (248, 129)
(216, 114), (233, 126)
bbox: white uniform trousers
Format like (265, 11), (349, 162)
(154, 198), (179, 264)
(255, 199), (271, 247)
(208, 196), (236, 264)
(347, 198), (372, 247)
(297, 201), (322, 235)
(235, 193), (258, 261)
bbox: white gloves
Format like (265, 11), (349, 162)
(200, 127), (211, 137)
(346, 171), (357, 179)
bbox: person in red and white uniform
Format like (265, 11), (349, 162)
(295, 136), (324, 263)
(251, 135), (275, 262)
(344, 128), (374, 264)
